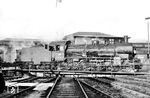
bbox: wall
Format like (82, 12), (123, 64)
(74, 37), (124, 45)
(75, 37), (92, 45)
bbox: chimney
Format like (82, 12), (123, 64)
(124, 35), (129, 43)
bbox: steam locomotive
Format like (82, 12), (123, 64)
(17, 40), (135, 65)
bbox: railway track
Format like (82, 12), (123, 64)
(1, 77), (56, 98)
(81, 77), (124, 98)
(78, 77), (113, 98)
(4, 76), (147, 98)
(113, 76), (150, 97)
(46, 76), (114, 98)
(46, 77), (87, 98)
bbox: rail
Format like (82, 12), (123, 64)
(79, 79), (113, 98)
(88, 77), (112, 87)
(74, 76), (89, 98)
(46, 76), (60, 98)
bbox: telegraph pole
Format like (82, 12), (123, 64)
(145, 17), (150, 58)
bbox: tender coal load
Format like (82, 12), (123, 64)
(0, 73), (5, 93)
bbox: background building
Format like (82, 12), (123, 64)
(63, 32), (129, 45)
(0, 38), (44, 63)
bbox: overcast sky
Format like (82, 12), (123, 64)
(0, 0), (150, 42)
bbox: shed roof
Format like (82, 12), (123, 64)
(66, 32), (123, 38)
